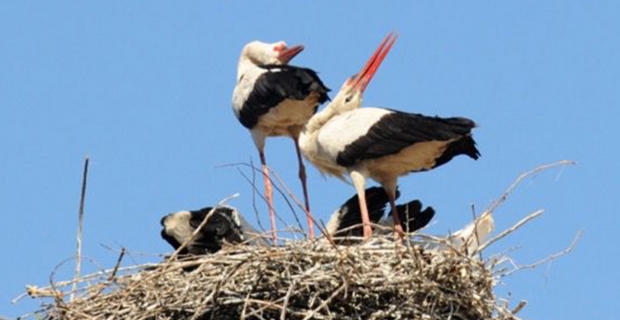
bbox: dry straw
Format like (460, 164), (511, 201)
(17, 161), (578, 320)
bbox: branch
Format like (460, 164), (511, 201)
(223, 162), (306, 237)
(476, 209), (545, 253)
(503, 230), (582, 277)
(487, 160), (575, 215)
(72, 156), (90, 301)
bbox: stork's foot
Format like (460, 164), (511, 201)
(393, 224), (406, 241)
(363, 224), (373, 239)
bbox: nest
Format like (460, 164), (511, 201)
(26, 234), (525, 320)
(20, 161), (579, 320)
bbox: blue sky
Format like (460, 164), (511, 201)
(1, 2), (618, 318)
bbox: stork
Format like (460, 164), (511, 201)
(299, 33), (480, 239)
(160, 188), (434, 256)
(326, 186), (435, 243)
(160, 206), (264, 256)
(232, 40), (330, 241)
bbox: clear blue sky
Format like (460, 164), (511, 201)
(1, 2), (618, 319)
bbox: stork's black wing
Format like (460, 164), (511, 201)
(391, 200), (436, 233)
(188, 207), (245, 254)
(333, 187), (401, 238)
(238, 65), (330, 129)
(337, 109), (480, 168)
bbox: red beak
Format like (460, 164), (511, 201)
(277, 45), (304, 64)
(351, 32), (397, 93)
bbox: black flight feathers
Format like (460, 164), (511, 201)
(333, 186), (435, 240)
(333, 186), (398, 237)
(395, 198), (436, 234)
(336, 109), (480, 168)
(239, 65), (330, 129)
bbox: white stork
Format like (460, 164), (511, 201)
(160, 188), (433, 255)
(160, 194), (492, 259)
(299, 33), (480, 239)
(160, 205), (264, 256)
(325, 186), (435, 243)
(232, 40), (330, 241)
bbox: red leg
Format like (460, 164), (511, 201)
(359, 189), (373, 238)
(293, 138), (314, 239)
(351, 171), (372, 239)
(259, 150), (277, 243)
(387, 191), (405, 239)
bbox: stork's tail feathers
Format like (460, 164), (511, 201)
(433, 135), (480, 168)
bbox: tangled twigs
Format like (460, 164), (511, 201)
(22, 239), (516, 320)
(16, 161), (578, 320)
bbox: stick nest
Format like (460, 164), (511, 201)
(35, 236), (519, 320)
(26, 161), (579, 319)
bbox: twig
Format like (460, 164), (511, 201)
(10, 291), (28, 304)
(107, 247), (126, 282)
(470, 204), (483, 260)
(236, 167), (270, 234)
(511, 301), (527, 315)
(231, 162), (285, 222)
(302, 284), (346, 320)
(72, 156), (90, 301)
(227, 162), (305, 237)
(23, 261), (159, 294)
(476, 210), (544, 253)
(280, 280), (297, 320)
(487, 160), (575, 215)
(267, 168), (308, 235)
(48, 255), (109, 298)
(249, 158), (266, 233)
(503, 230), (582, 277)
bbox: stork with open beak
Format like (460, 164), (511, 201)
(299, 33), (480, 239)
(232, 40), (330, 241)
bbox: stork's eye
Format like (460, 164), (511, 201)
(273, 42), (287, 52)
(345, 96), (352, 103)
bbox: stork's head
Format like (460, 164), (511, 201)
(239, 40), (304, 66)
(328, 33), (397, 113)
(160, 210), (193, 250)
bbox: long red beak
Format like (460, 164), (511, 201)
(350, 32), (397, 93)
(277, 45), (304, 64)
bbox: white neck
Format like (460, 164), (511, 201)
(236, 57), (255, 82)
(304, 106), (337, 134)
(304, 92), (361, 134)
